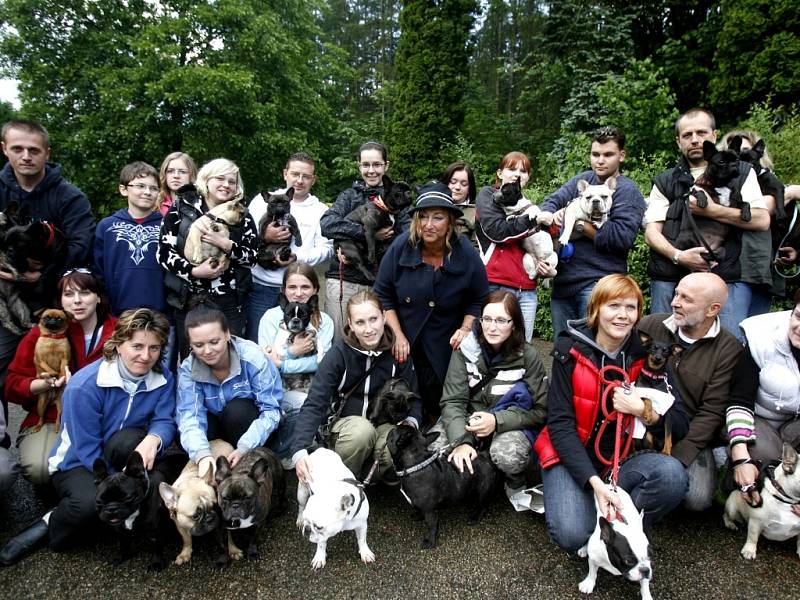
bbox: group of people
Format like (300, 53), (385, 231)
(0, 106), (798, 568)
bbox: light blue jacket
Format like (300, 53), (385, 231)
(176, 337), (282, 462)
(48, 358), (176, 474)
(257, 306), (334, 374)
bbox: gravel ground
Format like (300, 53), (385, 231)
(1, 338), (799, 599)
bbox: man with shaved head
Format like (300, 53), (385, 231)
(639, 272), (743, 511)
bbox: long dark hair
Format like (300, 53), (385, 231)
(477, 290), (525, 358)
(57, 269), (111, 323)
(440, 161), (477, 204)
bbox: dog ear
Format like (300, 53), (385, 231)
(781, 442), (798, 475)
(124, 451), (146, 478)
(576, 179), (589, 193)
(638, 332), (652, 348)
(285, 187), (294, 201)
(278, 293), (289, 310)
(423, 430), (441, 447)
(752, 139), (765, 156)
(159, 482), (178, 510)
(93, 458), (110, 485)
(702, 140), (717, 160)
(215, 456), (232, 486)
(599, 516), (616, 545)
(605, 176), (617, 191)
(671, 344), (684, 357)
(340, 493), (356, 512)
(729, 135), (743, 154)
(382, 174), (393, 191)
(307, 294), (319, 312)
(248, 458), (271, 484)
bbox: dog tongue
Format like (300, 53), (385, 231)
(370, 196), (389, 212)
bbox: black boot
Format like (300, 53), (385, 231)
(0, 519), (49, 566)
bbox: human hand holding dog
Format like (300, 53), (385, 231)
(30, 373), (67, 396)
(612, 386), (646, 417)
(192, 257), (227, 279)
(335, 246), (351, 266)
(198, 222), (234, 253)
(677, 246), (717, 272)
(296, 456), (312, 484)
(590, 476), (623, 519)
(134, 434), (161, 470)
(227, 449), (243, 469)
(263, 222), (291, 243)
(375, 225), (394, 241)
(465, 412), (496, 438)
(289, 334), (316, 358)
(448, 444), (477, 474)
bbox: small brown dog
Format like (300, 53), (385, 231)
(183, 200), (246, 271)
(33, 309), (71, 432)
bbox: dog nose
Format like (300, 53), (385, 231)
(639, 566), (651, 579)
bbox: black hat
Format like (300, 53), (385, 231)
(410, 181), (463, 217)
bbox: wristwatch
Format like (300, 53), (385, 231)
(672, 249), (683, 265)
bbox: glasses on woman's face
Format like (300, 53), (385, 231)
(359, 161), (385, 171)
(479, 316), (513, 327)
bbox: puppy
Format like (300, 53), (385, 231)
(296, 448), (374, 570)
(33, 309), (70, 433)
(159, 439), (234, 565)
(215, 447), (286, 567)
(368, 377), (414, 427)
(334, 175), (412, 282)
(183, 186), (246, 270)
(493, 180), (558, 279)
(559, 177), (616, 247)
(634, 334), (682, 454)
(578, 485), (653, 600)
(387, 424), (500, 549)
(692, 141), (750, 221)
(723, 442), (800, 561)
(94, 451), (186, 572)
(255, 188), (302, 269)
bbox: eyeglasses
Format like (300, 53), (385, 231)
(359, 161), (386, 170)
(127, 183), (159, 193)
(479, 316), (513, 327)
(62, 267), (92, 278)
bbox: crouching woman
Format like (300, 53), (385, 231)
(535, 274), (689, 551)
(0, 309), (175, 566)
(439, 291), (548, 490)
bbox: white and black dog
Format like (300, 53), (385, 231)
(559, 177), (616, 247)
(578, 485), (653, 600)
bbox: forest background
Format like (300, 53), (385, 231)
(1, 0), (799, 337)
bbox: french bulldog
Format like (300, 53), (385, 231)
(368, 377), (415, 427)
(334, 175), (412, 282)
(94, 451), (186, 572)
(33, 308), (71, 432)
(691, 141), (750, 221)
(578, 485), (653, 600)
(215, 447), (286, 567)
(558, 177), (616, 247)
(182, 185), (246, 270)
(296, 448), (375, 570)
(723, 442), (800, 561)
(387, 424), (501, 549)
(493, 180), (558, 279)
(159, 439), (234, 565)
(728, 135), (765, 173)
(255, 188), (303, 269)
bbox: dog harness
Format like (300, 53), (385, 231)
(340, 478), (367, 517)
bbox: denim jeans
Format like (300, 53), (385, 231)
(246, 282), (282, 343)
(542, 453), (688, 551)
(550, 282), (595, 339)
(717, 281), (750, 342)
(649, 280), (677, 315)
(488, 284), (537, 342)
(268, 390), (306, 459)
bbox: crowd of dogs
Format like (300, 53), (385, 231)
(2, 136), (800, 598)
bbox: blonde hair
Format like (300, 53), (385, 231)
(103, 308), (170, 373)
(158, 152), (197, 210)
(586, 274), (643, 330)
(719, 130), (775, 171)
(196, 158), (244, 203)
(408, 209), (457, 255)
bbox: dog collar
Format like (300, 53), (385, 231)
(341, 478), (367, 517)
(767, 466), (800, 505)
(40, 332), (66, 339)
(394, 451), (442, 478)
(369, 195), (390, 213)
(640, 367), (667, 381)
(42, 221), (57, 249)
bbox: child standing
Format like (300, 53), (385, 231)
(157, 152), (197, 217)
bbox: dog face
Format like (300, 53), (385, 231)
(210, 199), (246, 226)
(728, 135), (765, 168)
(598, 516), (652, 582)
(265, 189), (294, 222)
(159, 469), (220, 537)
(38, 308), (69, 335)
(215, 450), (274, 530)
(493, 179), (523, 208)
(278, 294), (316, 334)
(639, 333), (682, 372)
(383, 177), (412, 212)
(369, 377), (414, 426)
(576, 178), (615, 225)
(94, 452), (148, 530)
(301, 480), (365, 543)
(4, 221), (60, 274)
(702, 141), (739, 187)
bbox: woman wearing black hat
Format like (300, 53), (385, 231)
(373, 182), (489, 422)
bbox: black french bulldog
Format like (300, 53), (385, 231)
(215, 447), (286, 567)
(334, 175), (413, 282)
(368, 377), (415, 427)
(256, 188), (303, 269)
(93, 451), (186, 572)
(693, 140), (750, 222)
(728, 135), (765, 171)
(492, 179), (523, 209)
(387, 424), (501, 549)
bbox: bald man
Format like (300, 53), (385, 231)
(639, 273), (743, 511)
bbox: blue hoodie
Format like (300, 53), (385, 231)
(48, 358), (176, 474)
(93, 208), (166, 314)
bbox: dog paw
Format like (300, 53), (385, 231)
(214, 553), (231, 569)
(310, 555), (326, 570)
(228, 547), (244, 561)
(577, 545), (588, 558)
(722, 515), (738, 530)
(578, 577), (596, 594)
(741, 545), (757, 560)
(174, 551), (191, 566)
(360, 548), (375, 564)
(421, 536), (436, 550)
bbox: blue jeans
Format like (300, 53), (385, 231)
(649, 280), (677, 315)
(542, 453), (688, 551)
(246, 282), (282, 343)
(550, 283), (595, 339)
(747, 284), (772, 318)
(267, 390), (306, 459)
(488, 284), (537, 342)
(717, 281), (749, 342)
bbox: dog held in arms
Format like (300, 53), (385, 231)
(558, 177), (616, 247)
(33, 308), (71, 433)
(578, 484), (653, 600)
(181, 185), (246, 271)
(334, 175), (412, 283)
(296, 448), (375, 570)
(723, 442), (800, 561)
(255, 188), (302, 269)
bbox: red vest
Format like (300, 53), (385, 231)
(534, 348), (644, 469)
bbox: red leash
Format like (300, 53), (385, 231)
(594, 365), (633, 488)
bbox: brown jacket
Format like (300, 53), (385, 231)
(638, 313), (743, 466)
